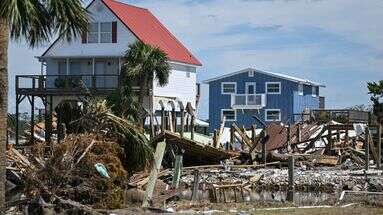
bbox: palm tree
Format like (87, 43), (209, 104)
(121, 41), (171, 131)
(0, 0), (88, 210)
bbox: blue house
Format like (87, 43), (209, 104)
(203, 68), (325, 132)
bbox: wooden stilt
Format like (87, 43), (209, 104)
(172, 155), (183, 189)
(172, 108), (176, 133)
(180, 108), (185, 138)
(191, 114), (195, 140)
(365, 127), (370, 171)
(142, 140), (167, 208)
(161, 107), (165, 132)
(191, 169), (200, 202)
(30, 81), (35, 145)
(378, 125), (382, 169)
(287, 156), (294, 202)
(15, 95), (20, 146)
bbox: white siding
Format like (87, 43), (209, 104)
(153, 64), (197, 109)
(43, 0), (137, 57)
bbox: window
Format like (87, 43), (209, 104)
(222, 109), (236, 121)
(58, 62), (67, 75)
(312, 86), (317, 97)
(221, 82), (236, 94)
(249, 70), (254, 77)
(298, 83), (303, 95)
(266, 82), (281, 94)
(186, 72), (191, 78)
(100, 22), (112, 43)
(88, 23), (99, 43)
(265, 109), (281, 121)
(246, 82), (256, 94)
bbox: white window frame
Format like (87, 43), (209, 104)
(265, 82), (281, 94)
(221, 109), (236, 122)
(88, 22), (99, 43)
(265, 109), (281, 122)
(312, 86), (317, 97)
(298, 83), (303, 95)
(245, 82), (256, 94)
(221, 82), (237, 95)
(248, 70), (254, 77)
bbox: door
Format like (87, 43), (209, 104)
(246, 82), (256, 105)
(95, 61), (106, 88)
(246, 82), (256, 94)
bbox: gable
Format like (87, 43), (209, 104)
(42, 0), (137, 58)
(204, 68), (324, 87)
(42, 0), (202, 67)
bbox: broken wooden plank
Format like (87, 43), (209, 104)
(142, 140), (167, 208)
(215, 116), (226, 148)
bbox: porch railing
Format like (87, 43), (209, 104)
(231, 94), (266, 109)
(16, 75), (123, 95)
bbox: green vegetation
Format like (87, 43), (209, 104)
(368, 80), (383, 124)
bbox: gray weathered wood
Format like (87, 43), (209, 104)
(180, 108), (185, 137)
(191, 169), (200, 202)
(142, 140), (167, 208)
(171, 155), (183, 189)
(378, 125), (382, 169)
(287, 156), (294, 202)
(365, 128), (370, 171)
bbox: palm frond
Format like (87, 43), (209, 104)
(72, 98), (153, 174)
(0, 0), (88, 47)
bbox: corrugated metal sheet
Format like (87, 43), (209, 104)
(256, 123), (320, 151)
(103, 0), (202, 66)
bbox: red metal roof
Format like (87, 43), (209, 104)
(102, 0), (202, 66)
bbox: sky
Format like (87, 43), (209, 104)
(8, 0), (383, 120)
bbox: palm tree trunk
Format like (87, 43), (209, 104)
(0, 17), (9, 211)
(138, 75), (146, 128)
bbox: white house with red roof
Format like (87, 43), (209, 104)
(38, 0), (202, 113)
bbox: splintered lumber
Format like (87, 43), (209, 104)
(142, 140), (167, 208)
(74, 140), (96, 166)
(171, 155), (183, 189)
(152, 131), (239, 166)
(313, 156), (339, 166)
(216, 116), (226, 148)
(367, 129), (379, 165)
(232, 123), (253, 148)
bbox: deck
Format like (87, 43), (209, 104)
(16, 75), (123, 96)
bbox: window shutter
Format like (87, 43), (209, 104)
(112, 22), (117, 43)
(81, 31), (87, 43)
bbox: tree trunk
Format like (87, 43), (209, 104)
(149, 79), (155, 138)
(0, 17), (9, 212)
(138, 75), (147, 128)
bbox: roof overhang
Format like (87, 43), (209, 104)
(203, 67), (325, 87)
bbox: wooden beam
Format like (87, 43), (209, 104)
(191, 114), (195, 140)
(378, 125), (382, 169)
(180, 108), (185, 138)
(231, 123), (253, 148)
(191, 169), (200, 203)
(171, 155), (183, 189)
(215, 115), (226, 148)
(142, 140), (167, 208)
(365, 128), (370, 171)
(367, 127), (379, 165)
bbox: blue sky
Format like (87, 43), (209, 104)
(8, 0), (383, 120)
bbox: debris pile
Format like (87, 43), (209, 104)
(8, 133), (129, 213)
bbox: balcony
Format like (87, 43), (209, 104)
(16, 75), (128, 96)
(231, 94), (266, 109)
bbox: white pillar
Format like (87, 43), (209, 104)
(92, 58), (95, 75)
(66, 58), (70, 75)
(118, 57), (121, 75)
